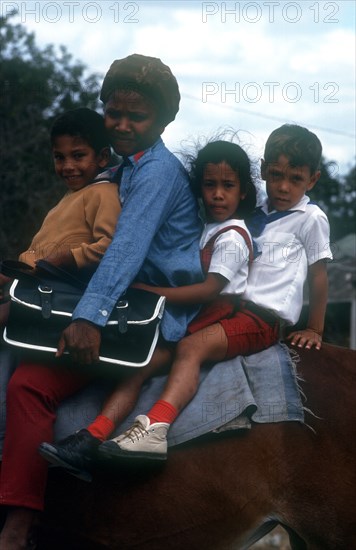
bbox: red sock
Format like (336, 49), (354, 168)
(87, 414), (115, 441)
(147, 400), (178, 425)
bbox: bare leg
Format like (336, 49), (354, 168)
(99, 325), (229, 460)
(100, 345), (174, 427)
(0, 507), (38, 550)
(160, 323), (228, 412)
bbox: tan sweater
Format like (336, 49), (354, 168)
(19, 181), (121, 269)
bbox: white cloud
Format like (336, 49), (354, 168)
(5, 0), (355, 173)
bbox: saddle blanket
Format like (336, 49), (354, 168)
(0, 342), (304, 454)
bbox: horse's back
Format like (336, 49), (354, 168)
(38, 344), (356, 549)
(263, 344), (356, 549)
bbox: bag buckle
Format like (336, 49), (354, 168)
(38, 284), (53, 319)
(116, 299), (129, 334)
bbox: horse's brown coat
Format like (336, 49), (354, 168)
(39, 343), (356, 549)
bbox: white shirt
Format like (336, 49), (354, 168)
(243, 195), (333, 325)
(201, 219), (252, 296)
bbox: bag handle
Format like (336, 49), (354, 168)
(0, 259), (87, 290)
(0, 260), (40, 283)
(36, 260), (88, 290)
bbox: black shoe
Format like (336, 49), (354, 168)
(38, 429), (100, 482)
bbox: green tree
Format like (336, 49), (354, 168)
(308, 158), (356, 242)
(0, 12), (102, 258)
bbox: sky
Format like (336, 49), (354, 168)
(4, 0), (355, 176)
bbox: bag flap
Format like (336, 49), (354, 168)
(9, 278), (83, 317)
(10, 280), (165, 324)
(109, 289), (166, 325)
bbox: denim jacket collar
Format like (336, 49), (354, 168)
(96, 137), (164, 181)
(125, 136), (163, 166)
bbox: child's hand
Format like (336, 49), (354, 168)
(36, 250), (76, 270)
(0, 274), (12, 302)
(0, 302), (10, 328)
(0, 274), (12, 327)
(0, 273), (12, 287)
(287, 329), (322, 350)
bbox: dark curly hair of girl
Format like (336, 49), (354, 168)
(189, 140), (257, 218)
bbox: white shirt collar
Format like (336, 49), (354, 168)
(262, 194), (310, 214)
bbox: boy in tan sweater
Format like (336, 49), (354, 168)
(0, 107), (121, 303)
(19, 107), (121, 269)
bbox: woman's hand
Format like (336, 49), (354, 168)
(56, 320), (101, 364)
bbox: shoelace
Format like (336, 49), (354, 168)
(123, 420), (149, 443)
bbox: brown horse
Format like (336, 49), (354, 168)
(38, 343), (356, 550)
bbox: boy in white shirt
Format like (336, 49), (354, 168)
(243, 123), (333, 350)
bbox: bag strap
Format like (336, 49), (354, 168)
(0, 259), (88, 290)
(200, 224), (253, 274)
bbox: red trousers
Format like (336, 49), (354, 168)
(0, 361), (91, 511)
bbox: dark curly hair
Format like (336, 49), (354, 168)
(50, 108), (110, 154)
(190, 140), (256, 218)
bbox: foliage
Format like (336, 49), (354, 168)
(308, 158), (356, 242)
(0, 12), (102, 258)
(0, 12), (354, 260)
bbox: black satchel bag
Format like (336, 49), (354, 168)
(1, 260), (165, 368)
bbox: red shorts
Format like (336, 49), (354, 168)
(188, 300), (279, 360)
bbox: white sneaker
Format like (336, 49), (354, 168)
(99, 415), (169, 461)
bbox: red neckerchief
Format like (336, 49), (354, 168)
(133, 151), (145, 163)
(114, 151), (146, 184)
